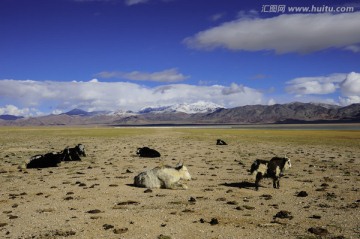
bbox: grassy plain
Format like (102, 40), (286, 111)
(0, 126), (359, 239)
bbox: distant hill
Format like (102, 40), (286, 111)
(0, 115), (24, 121)
(0, 102), (359, 126)
(197, 102), (360, 124)
(63, 109), (111, 116)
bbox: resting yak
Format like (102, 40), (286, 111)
(136, 147), (161, 158)
(63, 144), (87, 161)
(22, 144), (86, 169)
(216, 139), (227, 145)
(25, 152), (65, 168)
(134, 162), (191, 189)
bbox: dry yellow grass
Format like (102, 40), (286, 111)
(0, 126), (359, 239)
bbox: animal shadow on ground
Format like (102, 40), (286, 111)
(220, 181), (257, 189)
(126, 183), (137, 188)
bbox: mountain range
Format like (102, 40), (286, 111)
(0, 102), (359, 126)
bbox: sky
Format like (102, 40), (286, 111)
(0, 0), (360, 116)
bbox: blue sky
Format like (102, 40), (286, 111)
(0, 0), (360, 116)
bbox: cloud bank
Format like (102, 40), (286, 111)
(184, 12), (360, 54)
(1, 72), (359, 117)
(0, 80), (263, 116)
(95, 68), (189, 82)
(285, 72), (360, 104)
(285, 73), (345, 95)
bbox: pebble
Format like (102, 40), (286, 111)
(210, 218), (219, 225)
(113, 227), (128, 234)
(297, 191), (308, 197)
(103, 224), (114, 230)
(260, 194), (273, 200)
(274, 210), (293, 219)
(309, 215), (322, 219)
(308, 227), (328, 236)
(86, 209), (102, 214)
(188, 196), (196, 203)
(0, 223), (8, 227)
(158, 235), (171, 239)
(243, 205), (256, 210)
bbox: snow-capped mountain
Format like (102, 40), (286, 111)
(106, 110), (136, 117)
(1, 102), (359, 126)
(138, 101), (224, 114)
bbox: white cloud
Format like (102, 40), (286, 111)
(0, 79), (263, 116)
(210, 13), (225, 22)
(95, 68), (189, 82)
(184, 12), (360, 54)
(340, 72), (360, 96)
(221, 83), (245, 95)
(267, 99), (276, 105)
(339, 95), (360, 105)
(344, 45), (360, 53)
(338, 72), (360, 105)
(0, 105), (41, 117)
(237, 10), (258, 19)
(285, 72), (360, 106)
(124, 0), (149, 6)
(285, 73), (346, 95)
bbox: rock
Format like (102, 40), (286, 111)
(48, 230), (76, 237)
(86, 209), (102, 214)
(210, 218), (219, 225)
(308, 227), (329, 236)
(297, 191), (308, 197)
(113, 227), (128, 234)
(182, 209), (195, 213)
(309, 215), (321, 219)
(274, 210), (293, 219)
(326, 192), (337, 200)
(103, 224), (114, 230)
(216, 197), (226, 201)
(243, 205), (256, 210)
(318, 203), (331, 208)
(227, 201), (238, 205)
(158, 235), (171, 239)
(260, 194), (272, 200)
(188, 197), (196, 203)
(144, 189), (152, 193)
(116, 200), (140, 205)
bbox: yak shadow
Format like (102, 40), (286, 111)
(126, 183), (138, 188)
(220, 181), (257, 189)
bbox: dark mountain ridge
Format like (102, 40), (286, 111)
(1, 102), (359, 126)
